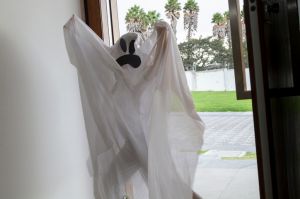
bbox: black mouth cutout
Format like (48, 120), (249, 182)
(116, 38), (141, 68)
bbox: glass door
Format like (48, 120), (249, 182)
(243, 0), (300, 198)
(84, 0), (263, 198)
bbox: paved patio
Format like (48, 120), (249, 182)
(193, 112), (260, 199)
(199, 112), (256, 152)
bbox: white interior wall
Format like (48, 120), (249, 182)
(0, 1), (94, 199)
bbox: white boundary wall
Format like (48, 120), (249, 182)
(185, 68), (251, 91)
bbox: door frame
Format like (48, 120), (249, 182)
(243, 0), (274, 197)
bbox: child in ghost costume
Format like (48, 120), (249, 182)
(64, 15), (204, 199)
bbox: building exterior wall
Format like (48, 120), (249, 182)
(185, 68), (251, 91)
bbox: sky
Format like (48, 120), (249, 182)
(116, 0), (237, 43)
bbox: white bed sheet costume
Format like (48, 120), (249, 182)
(64, 15), (205, 199)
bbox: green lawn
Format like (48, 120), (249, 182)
(221, 152), (257, 160)
(191, 91), (252, 112)
(197, 150), (257, 160)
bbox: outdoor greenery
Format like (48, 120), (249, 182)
(179, 36), (233, 71)
(165, 0), (181, 36)
(183, 0), (199, 41)
(125, 5), (160, 39)
(197, 149), (208, 155)
(221, 152), (257, 160)
(124, 1), (248, 71)
(211, 11), (229, 39)
(197, 150), (257, 160)
(191, 91), (252, 112)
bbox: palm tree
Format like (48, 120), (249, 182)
(212, 12), (225, 25)
(211, 12), (227, 39)
(125, 5), (146, 33)
(144, 11), (160, 37)
(183, 0), (199, 41)
(240, 10), (244, 21)
(147, 11), (160, 27)
(165, 0), (181, 36)
(239, 10), (246, 40)
(223, 11), (230, 21)
(125, 6), (160, 39)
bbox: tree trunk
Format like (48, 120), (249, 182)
(187, 22), (192, 41)
(187, 22), (194, 71)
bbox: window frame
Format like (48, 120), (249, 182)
(228, 0), (252, 99)
(84, 0), (120, 45)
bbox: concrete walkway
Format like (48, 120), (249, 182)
(193, 112), (260, 199)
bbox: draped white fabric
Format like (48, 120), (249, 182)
(64, 15), (204, 199)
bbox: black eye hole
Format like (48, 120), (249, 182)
(129, 40), (135, 54)
(116, 38), (141, 68)
(120, 38), (127, 53)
